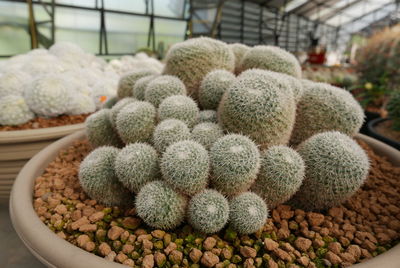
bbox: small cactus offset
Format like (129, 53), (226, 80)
(251, 146), (305, 208)
(289, 131), (370, 211)
(239, 45), (302, 78)
(136, 180), (187, 230)
(229, 192), (268, 234)
(228, 43), (250, 74)
(115, 101), (156, 144)
(79, 146), (133, 207)
(160, 140), (209, 195)
(158, 95), (200, 128)
(85, 109), (123, 148)
(210, 134), (260, 195)
(117, 69), (157, 99)
(163, 37), (235, 100)
(187, 189), (229, 234)
(115, 143), (159, 193)
(198, 110), (218, 123)
(218, 69), (296, 149)
(199, 69), (236, 110)
(0, 95), (34, 125)
(386, 91), (400, 130)
(132, 75), (157, 100)
(109, 97), (137, 128)
(152, 119), (192, 152)
(191, 122), (224, 150)
(290, 81), (364, 145)
(144, 75), (186, 107)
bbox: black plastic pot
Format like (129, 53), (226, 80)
(360, 111), (380, 135)
(367, 118), (400, 150)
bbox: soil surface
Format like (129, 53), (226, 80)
(0, 114), (89, 131)
(32, 139), (400, 268)
(374, 119), (400, 143)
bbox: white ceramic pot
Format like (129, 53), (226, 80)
(0, 123), (85, 200)
(9, 132), (400, 268)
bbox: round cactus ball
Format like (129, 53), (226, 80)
(132, 75), (157, 100)
(153, 119), (192, 152)
(158, 95), (200, 128)
(161, 140), (209, 195)
(136, 181), (187, 230)
(199, 110), (218, 123)
(188, 189), (229, 233)
(117, 69), (157, 99)
(251, 146), (305, 208)
(79, 146), (133, 207)
(210, 134), (260, 195)
(144, 75), (186, 107)
(0, 95), (34, 126)
(229, 192), (268, 234)
(192, 122), (224, 150)
(115, 143), (159, 193)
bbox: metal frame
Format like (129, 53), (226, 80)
(0, 0), (190, 58)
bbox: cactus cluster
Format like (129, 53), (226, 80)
(0, 95), (35, 125)
(386, 91), (400, 130)
(229, 43), (250, 74)
(78, 37), (371, 235)
(117, 69), (157, 99)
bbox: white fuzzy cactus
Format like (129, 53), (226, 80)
(0, 70), (32, 98)
(0, 95), (34, 125)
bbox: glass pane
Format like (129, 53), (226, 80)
(104, 0), (146, 13)
(154, 18), (185, 57)
(154, 0), (184, 17)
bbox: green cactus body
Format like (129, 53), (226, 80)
(199, 110), (218, 123)
(132, 75), (157, 100)
(136, 180), (187, 230)
(144, 75), (186, 107)
(192, 122), (224, 150)
(161, 140), (209, 195)
(229, 43), (250, 74)
(163, 37), (235, 100)
(251, 146), (305, 208)
(117, 69), (157, 99)
(290, 82), (364, 145)
(289, 131), (370, 211)
(85, 109), (123, 148)
(239, 45), (302, 78)
(153, 119), (192, 152)
(387, 91), (400, 130)
(79, 146), (133, 207)
(229, 192), (268, 234)
(188, 189), (229, 233)
(115, 143), (159, 193)
(158, 95), (200, 128)
(199, 70), (236, 110)
(218, 69), (296, 149)
(115, 101), (156, 144)
(0, 95), (34, 125)
(209, 134), (260, 195)
(109, 97), (137, 128)
(24, 74), (72, 117)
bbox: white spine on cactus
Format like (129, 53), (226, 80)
(158, 95), (200, 128)
(0, 95), (34, 125)
(152, 119), (192, 152)
(0, 70), (32, 98)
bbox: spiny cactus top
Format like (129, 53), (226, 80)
(192, 122), (224, 150)
(0, 95), (34, 126)
(161, 140), (209, 195)
(387, 91), (400, 130)
(198, 110), (218, 124)
(199, 69), (236, 110)
(163, 37), (235, 100)
(229, 192), (268, 234)
(251, 145), (305, 209)
(109, 97), (137, 128)
(210, 134), (260, 195)
(135, 180), (187, 230)
(158, 95), (200, 128)
(153, 119), (192, 152)
(24, 74), (72, 117)
(132, 75), (157, 100)
(117, 69), (157, 99)
(187, 189), (229, 234)
(240, 45), (302, 78)
(144, 75), (187, 107)
(290, 131), (370, 211)
(79, 146), (133, 207)
(218, 69), (296, 149)
(290, 82), (364, 145)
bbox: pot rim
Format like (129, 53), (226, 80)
(0, 123), (85, 144)
(9, 131), (400, 268)
(367, 118), (400, 149)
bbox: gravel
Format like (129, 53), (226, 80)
(32, 139), (400, 267)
